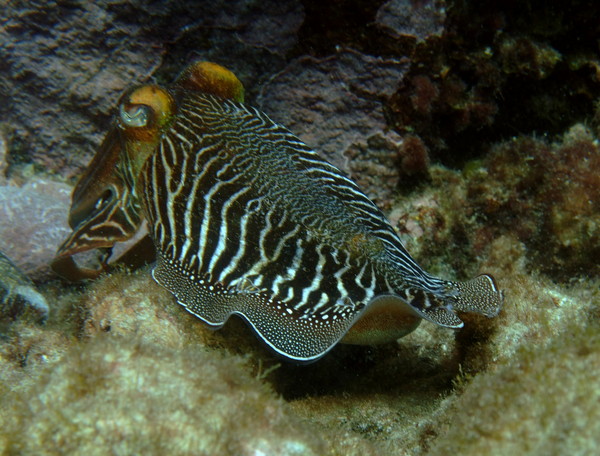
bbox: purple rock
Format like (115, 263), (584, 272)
(0, 179), (72, 280)
(376, 0), (446, 42)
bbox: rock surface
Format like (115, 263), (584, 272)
(0, 179), (71, 280)
(0, 250), (49, 322)
(1, 0), (304, 176)
(1, 1), (599, 454)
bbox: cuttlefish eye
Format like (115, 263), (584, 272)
(69, 185), (118, 229)
(119, 104), (151, 128)
(93, 188), (115, 211)
(117, 85), (175, 139)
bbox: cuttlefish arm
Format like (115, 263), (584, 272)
(52, 125), (135, 280)
(52, 86), (175, 281)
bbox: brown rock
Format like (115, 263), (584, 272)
(257, 49), (408, 204)
(1, 0), (304, 177)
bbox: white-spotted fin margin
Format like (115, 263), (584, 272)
(453, 274), (503, 317)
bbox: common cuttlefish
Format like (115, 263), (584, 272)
(52, 62), (502, 362)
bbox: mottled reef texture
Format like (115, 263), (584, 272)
(1, 1), (600, 455)
(1, 0), (304, 176)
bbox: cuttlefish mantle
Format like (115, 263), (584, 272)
(53, 61), (503, 363)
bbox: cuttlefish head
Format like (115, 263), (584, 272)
(52, 85), (176, 281)
(52, 62), (244, 281)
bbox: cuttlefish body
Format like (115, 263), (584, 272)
(53, 62), (502, 362)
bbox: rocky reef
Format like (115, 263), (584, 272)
(1, 1), (599, 454)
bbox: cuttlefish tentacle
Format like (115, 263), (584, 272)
(53, 61), (503, 362)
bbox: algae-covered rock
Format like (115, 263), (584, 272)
(466, 125), (600, 280)
(388, 2), (600, 167)
(78, 269), (271, 360)
(0, 336), (326, 456)
(428, 320), (600, 455)
(3, 261), (597, 455)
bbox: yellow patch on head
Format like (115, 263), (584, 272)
(118, 85), (175, 142)
(177, 61), (245, 103)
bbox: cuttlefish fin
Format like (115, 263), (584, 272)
(341, 295), (422, 345)
(409, 274), (503, 328)
(453, 274), (503, 317)
(152, 255), (362, 363)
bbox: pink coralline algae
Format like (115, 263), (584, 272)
(0, 180), (72, 280)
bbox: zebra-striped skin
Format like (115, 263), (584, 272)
(54, 62), (502, 362)
(52, 126), (144, 281)
(141, 87), (502, 362)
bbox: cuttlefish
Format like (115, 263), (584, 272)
(52, 62), (502, 362)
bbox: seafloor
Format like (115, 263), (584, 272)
(1, 1), (599, 455)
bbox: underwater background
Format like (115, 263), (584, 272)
(1, 0), (599, 454)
